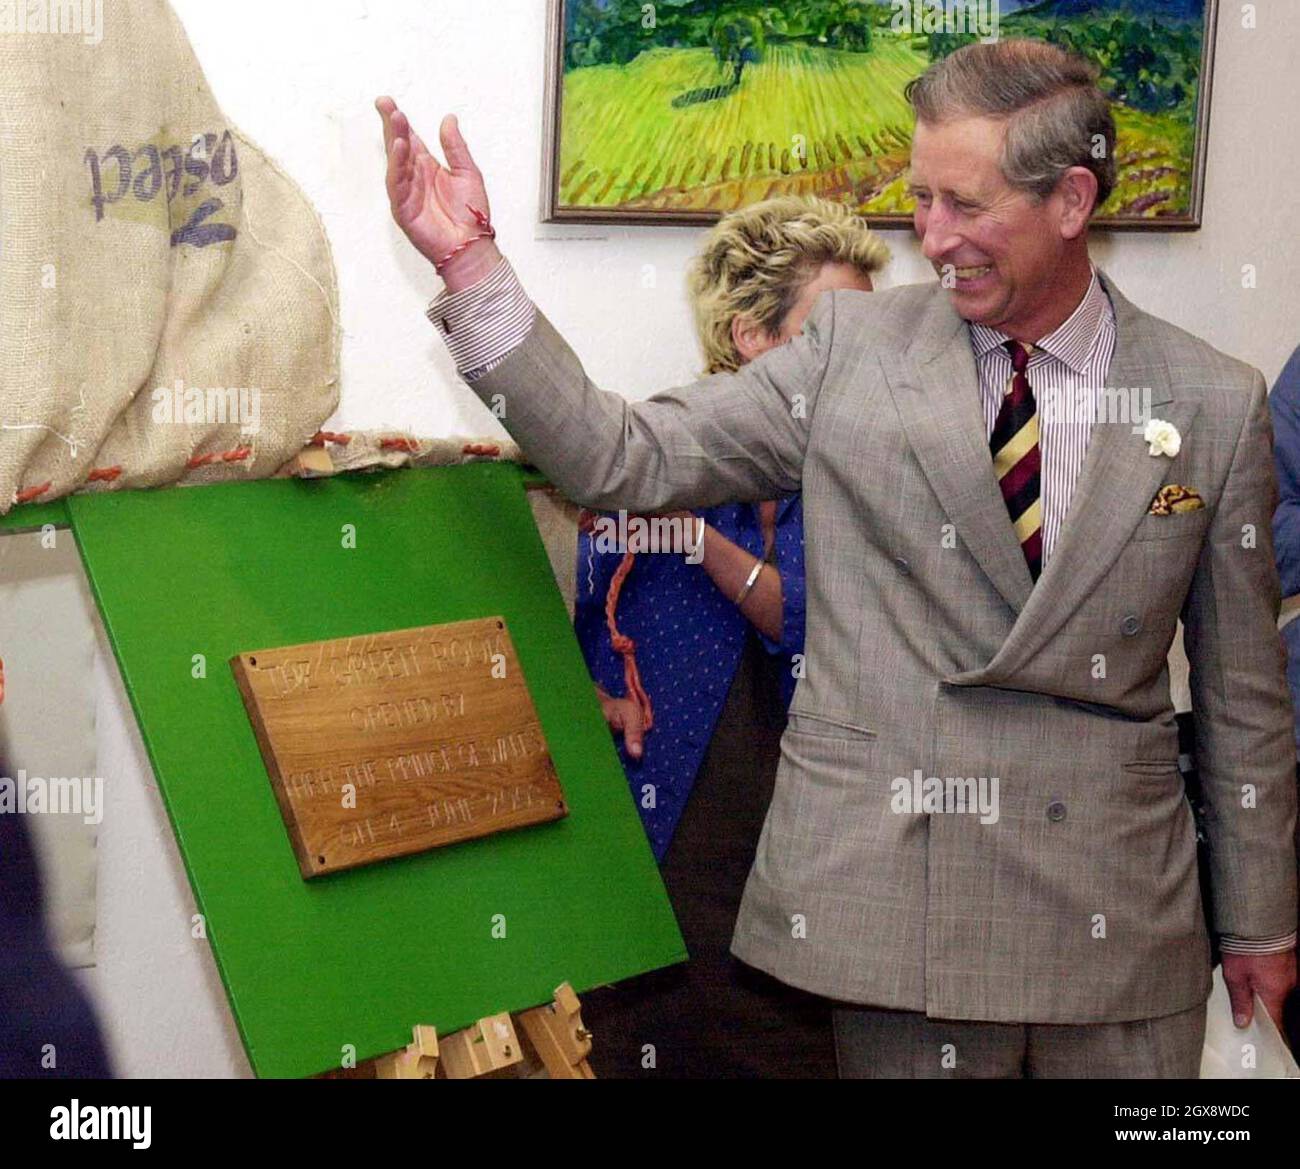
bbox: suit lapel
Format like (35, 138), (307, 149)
(880, 289), (1035, 614)
(956, 272), (1195, 681)
(881, 274), (1196, 682)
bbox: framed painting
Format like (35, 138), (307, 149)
(542, 0), (1218, 230)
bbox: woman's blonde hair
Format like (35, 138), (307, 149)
(688, 195), (890, 374)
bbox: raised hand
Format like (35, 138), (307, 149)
(376, 97), (501, 290)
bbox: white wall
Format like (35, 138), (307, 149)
(80, 0), (1300, 1077)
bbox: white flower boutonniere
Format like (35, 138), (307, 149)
(1144, 418), (1181, 458)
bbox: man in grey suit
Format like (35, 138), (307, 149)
(378, 38), (1296, 1077)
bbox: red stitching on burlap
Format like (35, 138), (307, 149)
(188, 446), (253, 470)
(15, 483), (52, 505)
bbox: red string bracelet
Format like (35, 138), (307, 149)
(434, 205), (496, 273)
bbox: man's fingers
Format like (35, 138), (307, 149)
(397, 117), (448, 204)
(1224, 971), (1254, 1028)
(385, 134), (413, 210)
(377, 101), (458, 232)
(385, 107), (425, 165)
(375, 95), (398, 154)
(377, 99), (412, 203)
(440, 114), (479, 173)
(390, 108), (414, 152)
(377, 100), (467, 178)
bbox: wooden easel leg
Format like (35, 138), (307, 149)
(516, 983), (596, 1079)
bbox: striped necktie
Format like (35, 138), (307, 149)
(991, 339), (1042, 581)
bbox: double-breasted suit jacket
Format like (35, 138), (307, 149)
(471, 271), (1297, 1024)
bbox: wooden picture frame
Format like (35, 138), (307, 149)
(542, 0), (1218, 231)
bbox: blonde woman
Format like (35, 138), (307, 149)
(575, 196), (889, 1078)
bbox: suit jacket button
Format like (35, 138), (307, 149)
(1046, 801), (1067, 822)
(894, 557), (911, 576)
(1120, 614), (1141, 636)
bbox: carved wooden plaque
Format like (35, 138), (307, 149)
(230, 617), (567, 879)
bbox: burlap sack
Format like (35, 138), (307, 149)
(0, 0), (339, 512)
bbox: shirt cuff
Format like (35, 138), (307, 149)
(425, 256), (536, 382)
(1219, 931), (1297, 955)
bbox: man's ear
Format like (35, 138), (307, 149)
(1056, 166), (1100, 240)
(731, 313), (775, 364)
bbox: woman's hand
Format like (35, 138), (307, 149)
(375, 97), (501, 290)
(594, 684), (647, 760)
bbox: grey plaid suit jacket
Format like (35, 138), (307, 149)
(472, 271), (1298, 1023)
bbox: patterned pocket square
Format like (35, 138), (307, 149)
(1148, 484), (1205, 515)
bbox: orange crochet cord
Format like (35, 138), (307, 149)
(310, 431), (353, 447)
(604, 549), (654, 734)
(379, 437), (420, 454)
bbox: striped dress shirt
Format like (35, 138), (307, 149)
(970, 266), (1115, 566)
(426, 257), (1295, 955)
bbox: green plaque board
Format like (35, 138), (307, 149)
(68, 465), (683, 1078)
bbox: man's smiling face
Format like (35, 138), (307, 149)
(909, 114), (1072, 340)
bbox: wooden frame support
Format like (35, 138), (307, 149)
(372, 1025), (440, 1080)
(352, 981), (595, 1080)
(439, 1012), (524, 1079)
(516, 983), (595, 1079)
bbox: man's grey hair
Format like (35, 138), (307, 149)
(905, 39), (1117, 213)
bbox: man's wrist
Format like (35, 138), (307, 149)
(439, 239), (504, 293)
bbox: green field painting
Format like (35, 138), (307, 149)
(547, 0), (1214, 228)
